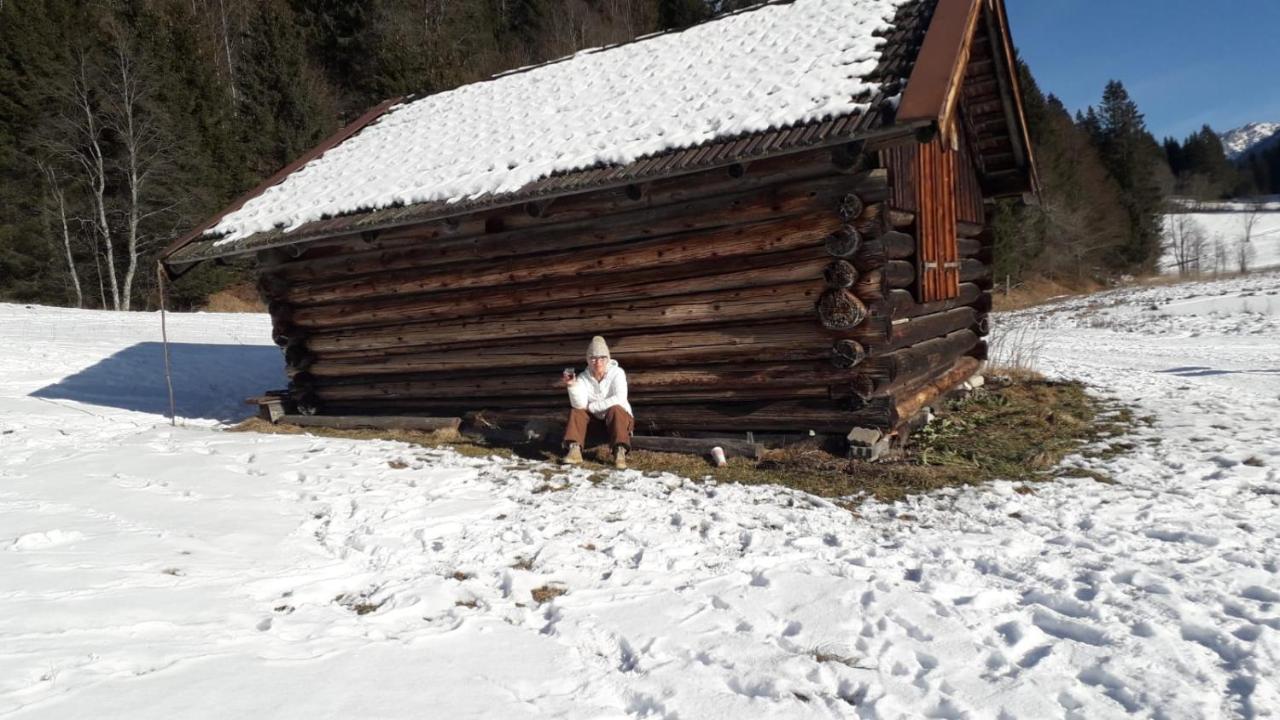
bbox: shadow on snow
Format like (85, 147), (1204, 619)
(31, 341), (285, 422)
(1158, 366), (1280, 378)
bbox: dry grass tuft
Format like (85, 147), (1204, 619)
(334, 592), (385, 615)
(530, 584), (567, 604)
(811, 644), (865, 668)
(988, 323), (1047, 377)
(228, 378), (1130, 505)
(622, 377), (1125, 503)
(992, 276), (1106, 311)
(231, 417), (464, 447)
(202, 282), (266, 313)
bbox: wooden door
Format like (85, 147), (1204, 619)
(915, 138), (960, 302)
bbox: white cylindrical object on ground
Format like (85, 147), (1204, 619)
(710, 446), (727, 467)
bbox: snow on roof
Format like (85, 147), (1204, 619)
(210, 0), (912, 244)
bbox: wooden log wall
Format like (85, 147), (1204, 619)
(257, 136), (994, 438)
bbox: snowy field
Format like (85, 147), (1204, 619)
(2, 272), (1279, 719)
(1162, 206), (1280, 274)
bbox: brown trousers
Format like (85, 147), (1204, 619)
(563, 406), (633, 449)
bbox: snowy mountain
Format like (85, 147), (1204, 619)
(1220, 121), (1280, 160)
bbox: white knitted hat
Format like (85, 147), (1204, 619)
(586, 336), (610, 360)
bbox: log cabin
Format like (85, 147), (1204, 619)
(160, 0), (1038, 456)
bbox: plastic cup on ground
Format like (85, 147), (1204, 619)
(711, 446), (727, 467)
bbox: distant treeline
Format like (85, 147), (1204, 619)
(993, 65), (1274, 287)
(0, 1), (1270, 310)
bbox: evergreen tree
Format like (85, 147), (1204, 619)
(658, 0), (710, 30)
(289, 0), (372, 115)
(1090, 80), (1166, 271)
(1076, 106), (1102, 145)
(1163, 136), (1185, 177)
(993, 62), (1130, 284)
(236, 0), (336, 178)
(0, 0), (87, 304)
(494, 0), (544, 47)
(1178, 125), (1235, 198)
(1261, 144), (1280, 194)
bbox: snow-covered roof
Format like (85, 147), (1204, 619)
(207, 0), (915, 245)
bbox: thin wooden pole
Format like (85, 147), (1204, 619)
(157, 263), (177, 426)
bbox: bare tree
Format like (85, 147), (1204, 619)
(1211, 234), (1229, 275)
(1164, 211), (1206, 276)
(103, 33), (172, 311)
(36, 160), (84, 308)
(216, 0), (240, 104)
(66, 52), (122, 309)
(41, 32), (174, 312)
(1237, 203), (1260, 274)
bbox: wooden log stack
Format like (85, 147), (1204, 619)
(253, 140), (993, 445)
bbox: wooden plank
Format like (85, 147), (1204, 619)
(307, 362), (872, 401)
(279, 214), (843, 305)
(304, 282), (827, 354)
(887, 283), (981, 319)
(893, 356), (981, 425)
(277, 415), (462, 432)
(846, 329), (978, 399)
(269, 171), (888, 280)
(291, 250), (829, 330)
(308, 323), (832, 377)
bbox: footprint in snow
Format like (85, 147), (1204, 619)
(1077, 665), (1143, 713)
(1017, 644), (1053, 669)
(995, 620), (1023, 646)
(1180, 624), (1248, 664)
(1143, 527), (1220, 546)
(1021, 589), (1097, 620)
(9, 529), (85, 550)
(1240, 585), (1280, 603)
(1031, 610), (1111, 647)
(1231, 624), (1263, 642)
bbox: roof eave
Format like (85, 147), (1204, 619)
(895, 0), (983, 136)
(164, 118), (927, 267)
(897, 0), (1038, 198)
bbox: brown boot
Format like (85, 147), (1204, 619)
(613, 446), (627, 470)
(562, 443), (583, 465)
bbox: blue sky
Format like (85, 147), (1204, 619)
(1004, 1), (1280, 141)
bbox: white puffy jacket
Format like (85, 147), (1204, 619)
(567, 359), (632, 419)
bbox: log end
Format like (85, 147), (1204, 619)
(823, 260), (859, 289)
(823, 226), (862, 258)
(816, 289), (868, 330)
(831, 339), (867, 369)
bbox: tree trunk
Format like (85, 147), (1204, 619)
(39, 163), (84, 308)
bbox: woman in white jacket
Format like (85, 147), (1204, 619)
(561, 336), (633, 469)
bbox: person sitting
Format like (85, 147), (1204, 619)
(561, 336), (633, 469)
